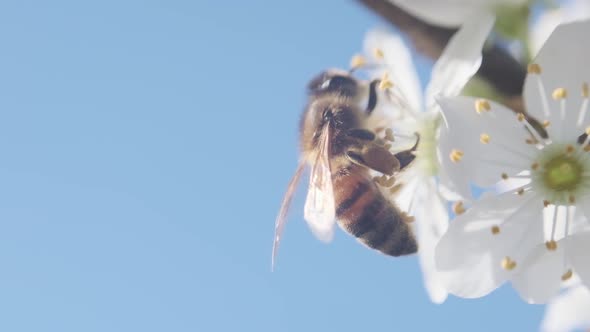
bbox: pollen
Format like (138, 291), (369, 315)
(543, 120), (551, 128)
(349, 54), (366, 69)
(491, 225), (500, 235)
(501, 173), (509, 180)
(561, 269), (573, 281)
(545, 240), (557, 251)
(531, 162), (539, 170)
(527, 63), (542, 74)
(552, 88), (568, 100)
(517, 113), (526, 122)
(450, 149), (464, 162)
(374, 48), (384, 59)
(480, 133), (490, 144)
(453, 201), (465, 215)
(475, 99), (491, 114)
(379, 74), (394, 90)
(583, 82), (589, 98)
(501, 257), (517, 271)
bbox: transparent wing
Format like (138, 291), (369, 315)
(304, 125), (336, 242)
(271, 162), (305, 271)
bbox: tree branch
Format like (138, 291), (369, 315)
(356, 0), (526, 99)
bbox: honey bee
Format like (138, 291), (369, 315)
(272, 69), (419, 270)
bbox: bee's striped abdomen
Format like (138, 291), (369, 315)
(333, 166), (417, 256)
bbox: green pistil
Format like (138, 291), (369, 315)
(543, 156), (582, 191)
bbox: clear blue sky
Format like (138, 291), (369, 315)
(0, 1), (544, 331)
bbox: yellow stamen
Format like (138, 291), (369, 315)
(552, 88), (568, 100)
(527, 63), (542, 74)
(450, 149), (464, 163)
(475, 99), (491, 114)
(583, 82), (589, 98)
(453, 201), (465, 215)
(491, 225), (500, 235)
(517, 113), (525, 122)
(501, 257), (517, 271)
(545, 240), (557, 251)
(561, 269), (573, 281)
(374, 48), (384, 59)
(349, 54), (366, 69)
(543, 120), (551, 128)
(379, 73), (393, 90)
(480, 133), (490, 144)
(569, 195), (576, 204)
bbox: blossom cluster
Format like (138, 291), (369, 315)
(354, 1), (590, 331)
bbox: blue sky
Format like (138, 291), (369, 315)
(0, 1), (544, 331)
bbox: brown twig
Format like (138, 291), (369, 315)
(356, 0), (526, 104)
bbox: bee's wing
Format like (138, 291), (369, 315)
(272, 161), (305, 271)
(304, 125), (336, 242)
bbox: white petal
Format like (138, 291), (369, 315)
(412, 177), (449, 303)
(437, 96), (534, 198)
(529, 1), (590, 57)
(425, 11), (495, 108)
(524, 19), (590, 142)
(435, 191), (545, 298)
(541, 285), (590, 332)
(511, 242), (565, 304)
(363, 28), (423, 112)
(566, 231), (590, 287)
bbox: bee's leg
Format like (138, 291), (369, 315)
(346, 128), (375, 141)
(366, 79), (380, 114)
(394, 133), (420, 171)
(346, 144), (400, 176)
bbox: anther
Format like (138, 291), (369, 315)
(566, 145), (575, 154)
(543, 200), (551, 207)
(545, 240), (557, 251)
(569, 195), (576, 204)
(516, 188), (525, 195)
(552, 88), (568, 100)
(475, 99), (491, 114)
(349, 54), (366, 69)
(379, 74), (393, 90)
(501, 257), (517, 271)
(585, 145), (590, 152)
(453, 201), (465, 215)
(527, 63), (542, 74)
(501, 173), (509, 180)
(531, 162), (539, 170)
(480, 133), (490, 144)
(517, 113), (526, 122)
(543, 120), (551, 128)
(583, 82), (589, 98)
(561, 269), (573, 281)
(491, 225), (500, 235)
(526, 138), (536, 145)
(374, 48), (384, 59)
(585, 126), (590, 136)
(449, 149), (464, 163)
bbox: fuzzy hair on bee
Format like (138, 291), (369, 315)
(272, 69), (418, 270)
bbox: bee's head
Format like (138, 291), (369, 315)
(307, 69), (359, 98)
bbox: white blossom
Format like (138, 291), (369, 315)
(360, 13), (495, 303)
(541, 284), (590, 332)
(435, 19), (590, 303)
